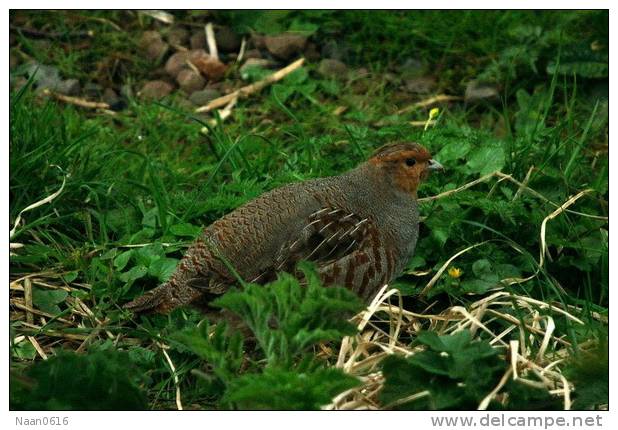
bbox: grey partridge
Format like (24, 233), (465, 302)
(124, 142), (443, 313)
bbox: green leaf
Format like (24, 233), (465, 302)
(134, 243), (165, 267)
(466, 145), (506, 176)
(222, 367), (359, 409)
(171, 321), (244, 385)
(169, 223), (202, 238)
(119, 265), (148, 283)
(113, 250), (133, 271)
(32, 287), (68, 315)
(213, 263), (362, 366)
(147, 257), (178, 282)
(380, 331), (504, 410)
(10, 350), (148, 410)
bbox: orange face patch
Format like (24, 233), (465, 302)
(368, 143), (434, 195)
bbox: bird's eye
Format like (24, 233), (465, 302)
(405, 158), (416, 167)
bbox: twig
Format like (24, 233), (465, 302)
(28, 336), (48, 360)
(11, 302), (74, 325)
(205, 23), (218, 61)
(236, 37), (247, 64)
(478, 367), (513, 410)
(23, 278), (34, 325)
(43, 89), (111, 110)
(159, 343), (183, 410)
(10, 24), (94, 39)
(195, 58), (305, 113)
(419, 242), (490, 297)
(200, 97), (238, 133)
(10, 165), (66, 239)
(140, 10), (174, 24)
(396, 94), (462, 114)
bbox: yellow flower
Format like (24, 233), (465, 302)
(448, 267), (462, 279)
(424, 108), (440, 131)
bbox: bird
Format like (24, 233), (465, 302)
(124, 142), (443, 313)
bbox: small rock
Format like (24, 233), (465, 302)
(399, 58), (425, 79)
(321, 40), (348, 62)
(55, 79), (81, 96)
(83, 82), (103, 99)
(189, 49), (227, 81)
(263, 32), (307, 60)
(190, 31), (206, 50)
(167, 26), (189, 47)
(251, 34), (266, 50)
(24, 63), (62, 91)
(243, 49), (262, 60)
(140, 31), (169, 61)
(404, 76), (436, 94)
(139, 80), (174, 100)
(165, 51), (190, 78)
(304, 42), (321, 62)
(176, 69), (205, 93)
(215, 26), (241, 53)
(120, 84), (134, 99)
(189, 87), (221, 106)
(102, 88), (120, 105)
(317, 58), (348, 79)
(465, 80), (499, 103)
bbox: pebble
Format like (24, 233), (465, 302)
(465, 80), (499, 103)
(176, 69), (205, 93)
(55, 79), (81, 96)
(167, 26), (189, 47)
(404, 76), (436, 94)
(317, 58), (348, 79)
(189, 49), (227, 81)
(139, 80), (174, 100)
(140, 31), (169, 61)
(189, 87), (221, 106)
(190, 31), (206, 50)
(215, 26), (241, 53)
(263, 33), (307, 60)
(165, 51), (190, 78)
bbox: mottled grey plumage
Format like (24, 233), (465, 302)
(124, 142), (442, 313)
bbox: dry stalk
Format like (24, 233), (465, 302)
(195, 58), (305, 113)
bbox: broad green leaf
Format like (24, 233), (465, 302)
(147, 257), (178, 282)
(32, 287), (68, 315)
(466, 146), (506, 176)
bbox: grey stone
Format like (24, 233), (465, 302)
(404, 76), (436, 94)
(190, 31), (206, 50)
(465, 80), (499, 103)
(24, 63), (62, 90)
(263, 32), (307, 60)
(400, 58), (425, 79)
(140, 31), (169, 61)
(176, 69), (205, 93)
(167, 26), (189, 47)
(83, 82), (103, 98)
(215, 26), (241, 53)
(165, 51), (190, 78)
(189, 88), (221, 106)
(317, 58), (348, 79)
(55, 79), (81, 96)
(139, 80), (174, 100)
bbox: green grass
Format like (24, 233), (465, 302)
(10, 10), (608, 410)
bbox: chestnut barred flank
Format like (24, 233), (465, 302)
(125, 142), (443, 314)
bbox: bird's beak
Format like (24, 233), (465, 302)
(427, 159), (444, 172)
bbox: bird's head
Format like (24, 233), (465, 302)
(367, 142), (443, 196)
